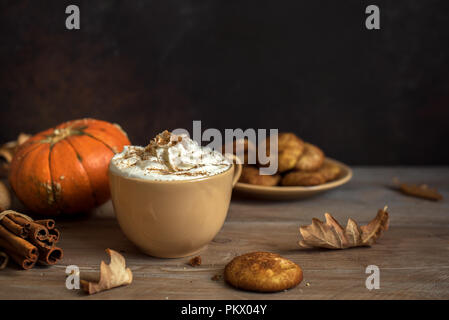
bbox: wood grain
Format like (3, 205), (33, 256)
(0, 167), (448, 299)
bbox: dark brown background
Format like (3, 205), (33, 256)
(1, 0), (448, 165)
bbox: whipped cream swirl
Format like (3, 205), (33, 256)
(110, 131), (231, 181)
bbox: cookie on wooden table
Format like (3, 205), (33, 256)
(224, 252), (303, 292)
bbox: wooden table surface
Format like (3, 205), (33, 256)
(1, 167), (448, 300)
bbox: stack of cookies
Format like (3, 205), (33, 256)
(237, 133), (341, 187)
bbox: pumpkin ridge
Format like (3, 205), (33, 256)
(83, 125), (130, 153)
(82, 131), (116, 154)
(64, 138), (98, 206)
(9, 142), (43, 190)
(47, 145), (61, 213)
(15, 144), (54, 213)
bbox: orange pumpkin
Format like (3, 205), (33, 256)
(9, 118), (130, 215)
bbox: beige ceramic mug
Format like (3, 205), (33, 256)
(109, 161), (242, 258)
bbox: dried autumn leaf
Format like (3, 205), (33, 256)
(0, 143), (15, 164)
(0, 251), (8, 270)
(0, 133), (31, 163)
(299, 207), (389, 249)
(397, 182), (443, 201)
(81, 248), (133, 295)
(0, 133), (31, 178)
(0, 181), (11, 211)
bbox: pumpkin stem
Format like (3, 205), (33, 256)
(40, 126), (86, 146)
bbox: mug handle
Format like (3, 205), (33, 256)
(230, 155), (242, 187)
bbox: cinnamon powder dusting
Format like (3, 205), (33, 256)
(111, 130), (231, 180)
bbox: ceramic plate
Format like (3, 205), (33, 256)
(233, 158), (352, 200)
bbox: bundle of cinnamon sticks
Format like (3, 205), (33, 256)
(0, 210), (63, 269)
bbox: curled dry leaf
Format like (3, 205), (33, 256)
(0, 181), (11, 211)
(0, 133), (31, 163)
(0, 251), (8, 270)
(0, 143), (15, 164)
(394, 179), (443, 201)
(299, 206), (389, 249)
(0, 133), (31, 178)
(81, 248), (133, 295)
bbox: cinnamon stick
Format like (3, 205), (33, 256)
(0, 225), (38, 258)
(0, 215), (29, 238)
(0, 212), (64, 269)
(35, 219), (55, 230)
(49, 228), (60, 243)
(8, 250), (37, 270)
(28, 236), (55, 250)
(38, 246), (63, 265)
(10, 215), (48, 240)
(6, 214), (31, 228)
(0, 224), (38, 269)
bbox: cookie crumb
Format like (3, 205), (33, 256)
(211, 274), (222, 281)
(188, 256), (202, 267)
